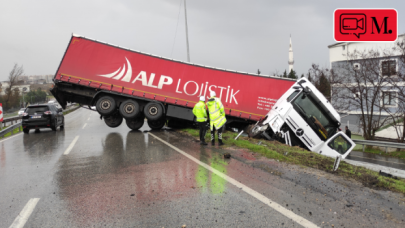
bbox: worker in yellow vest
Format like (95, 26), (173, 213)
(193, 96), (208, 145)
(207, 91), (226, 146)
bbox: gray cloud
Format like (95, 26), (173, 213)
(0, 0), (404, 80)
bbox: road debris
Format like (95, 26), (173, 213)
(224, 153), (231, 159)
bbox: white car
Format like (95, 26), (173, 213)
(18, 108), (26, 116)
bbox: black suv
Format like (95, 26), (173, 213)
(22, 104), (65, 134)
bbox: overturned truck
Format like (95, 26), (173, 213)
(51, 34), (355, 159)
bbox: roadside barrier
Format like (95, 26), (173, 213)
(353, 139), (405, 153)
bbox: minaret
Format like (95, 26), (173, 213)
(288, 35), (294, 73)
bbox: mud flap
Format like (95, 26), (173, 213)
(283, 131), (292, 147)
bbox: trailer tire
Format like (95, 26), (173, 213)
(144, 102), (163, 121)
(119, 99), (140, 119)
(126, 115), (145, 130)
(147, 118), (166, 130)
(104, 113), (123, 128)
(96, 96), (116, 116)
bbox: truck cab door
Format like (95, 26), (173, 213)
(318, 132), (355, 159)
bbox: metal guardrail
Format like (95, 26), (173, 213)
(0, 122), (22, 138)
(353, 139), (405, 153)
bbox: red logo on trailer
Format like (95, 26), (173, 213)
(334, 9), (397, 42)
(0, 103), (3, 122)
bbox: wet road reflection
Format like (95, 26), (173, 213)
(347, 151), (405, 170)
(196, 147), (228, 195)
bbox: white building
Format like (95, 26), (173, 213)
(0, 82), (30, 95)
(328, 33), (405, 69)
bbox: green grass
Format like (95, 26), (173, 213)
(180, 128), (405, 194)
(0, 126), (23, 139)
(377, 118), (404, 132)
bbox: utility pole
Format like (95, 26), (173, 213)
(184, 0), (190, 62)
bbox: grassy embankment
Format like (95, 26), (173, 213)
(180, 128), (405, 194)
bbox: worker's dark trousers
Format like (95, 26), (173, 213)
(198, 122), (207, 142)
(211, 125), (223, 144)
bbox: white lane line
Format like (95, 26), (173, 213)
(0, 133), (23, 143)
(82, 123), (87, 129)
(87, 117), (90, 121)
(9, 198), (40, 228)
(63, 136), (80, 155)
(149, 133), (319, 228)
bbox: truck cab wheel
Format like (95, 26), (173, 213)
(119, 100), (140, 119)
(96, 96), (116, 116)
(104, 113), (123, 128)
(126, 115), (145, 130)
(23, 128), (29, 134)
(147, 118), (166, 130)
(144, 102), (163, 121)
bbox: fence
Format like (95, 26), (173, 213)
(0, 122), (22, 138)
(352, 139), (405, 153)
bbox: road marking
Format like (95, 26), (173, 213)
(82, 123), (87, 129)
(64, 136), (79, 155)
(148, 133), (319, 228)
(87, 117), (90, 121)
(9, 198), (40, 228)
(0, 133), (23, 143)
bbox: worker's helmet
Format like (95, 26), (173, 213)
(199, 96), (205, 102)
(210, 91), (216, 97)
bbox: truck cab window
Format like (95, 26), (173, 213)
(327, 135), (352, 155)
(292, 92), (338, 140)
(287, 90), (300, 102)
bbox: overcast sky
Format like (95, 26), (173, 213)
(0, 0), (404, 81)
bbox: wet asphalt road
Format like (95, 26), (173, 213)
(347, 151), (405, 171)
(1, 108), (405, 227)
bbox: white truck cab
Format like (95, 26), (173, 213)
(251, 78), (355, 159)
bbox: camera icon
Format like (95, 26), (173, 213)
(340, 13), (366, 39)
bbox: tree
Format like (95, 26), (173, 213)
(307, 72), (312, 82)
(257, 69), (261, 75)
(288, 69), (297, 79)
(5, 64), (24, 110)
(381, 37), (405, 144)
(329, 50), (391, 140)
(282, 70), (287, 78)
(318, 73), (331, 99)
(301, 73), (304, 78)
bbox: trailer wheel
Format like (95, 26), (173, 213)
(119, 99), (140, 119)
(144, 102), (163, 121)
(96, 96), (116, 116)
(126, 115), (145, 130)
(104, 113), (123, 128)
(147, 118), (166, 130)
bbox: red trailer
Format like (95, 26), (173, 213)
(51, 34), (295, 130)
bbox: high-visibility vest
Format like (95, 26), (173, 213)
(207, 97), (226, 130)
(192, 101), (207, 122)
